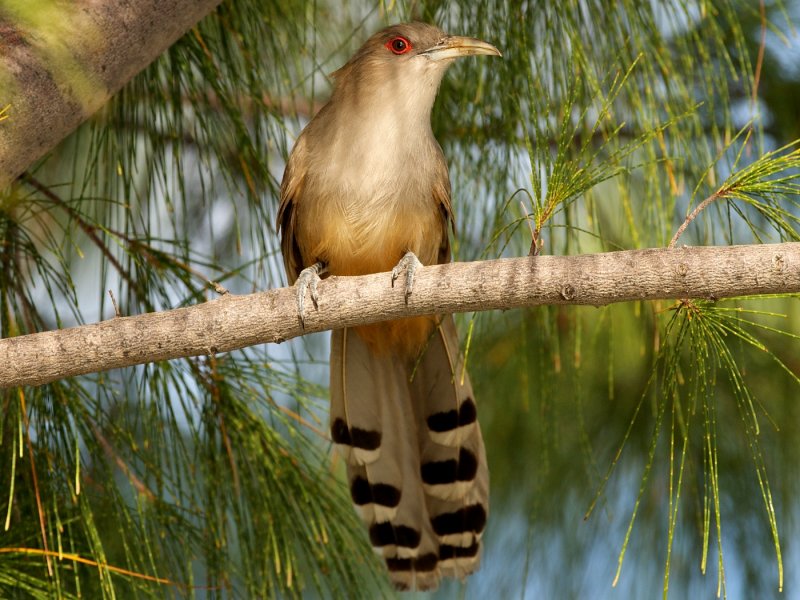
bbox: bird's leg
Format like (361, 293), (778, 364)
(391, 251), (423, 304)
(296, 261), (327, 327)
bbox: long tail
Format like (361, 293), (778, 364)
(330, 316), (488, 590)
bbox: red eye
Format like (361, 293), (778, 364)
(386, 36), (412, 55)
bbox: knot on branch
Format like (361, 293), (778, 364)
(560, 284), (577, 301)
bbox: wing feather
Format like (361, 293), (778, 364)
(277, 134), (308, 284)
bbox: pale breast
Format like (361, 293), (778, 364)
(295, 125), (445, 276)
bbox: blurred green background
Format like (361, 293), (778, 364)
(1, 1), (799, 598)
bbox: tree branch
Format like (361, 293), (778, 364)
(668, 191), (721, 248)
(2, 243), (799, 388)
(0, 0), (224, 188)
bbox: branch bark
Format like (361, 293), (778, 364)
(2, 243), (799, 388)
(0, 0), (224, 189)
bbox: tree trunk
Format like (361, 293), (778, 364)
(0, 0), (224, 188)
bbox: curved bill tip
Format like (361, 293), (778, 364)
(422, 36), (502, 61)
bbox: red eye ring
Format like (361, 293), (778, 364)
(386, 36), (412, 55)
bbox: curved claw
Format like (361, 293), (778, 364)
(391, 251), (423, 304)
(296, 261), (326, 327)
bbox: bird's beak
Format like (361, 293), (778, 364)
(421, 36), (502, 62)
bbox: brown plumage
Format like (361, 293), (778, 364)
(277, 22), (500, 590)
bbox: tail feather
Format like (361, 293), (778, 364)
(410, 317), (479, 449)
(330, 327), (386, 465)
(330, 317), (488, 591)
(412, 317), (488, 579)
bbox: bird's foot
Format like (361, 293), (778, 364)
(296, 261), (327, 327)
(391, 251), (423, 304)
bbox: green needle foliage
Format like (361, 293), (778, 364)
(1, 0), (800, 598)
(588, 299), (798, 599)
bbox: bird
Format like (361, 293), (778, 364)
(277, 22), (500, 590)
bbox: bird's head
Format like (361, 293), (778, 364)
(330, 22), (501, 120)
